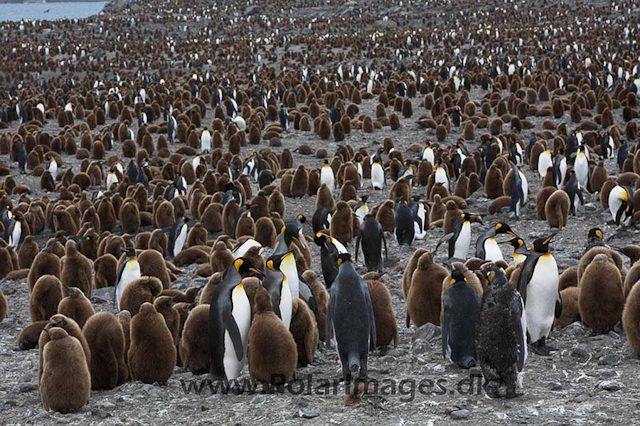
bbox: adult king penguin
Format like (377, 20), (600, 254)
(201, 127), (211, 153)
(355, 215), (388, 272)
(320, 160), (335, 192)
(262, 253), (293, 329)
(326, 253), (376, 380)
(442, 270), (480, 368)
(517, 235), (561, 355)
(435, 213), (472, 260)
(608, 185), (634, 226)
(475, 222), (515, 262)
(115, 247), (141, 310)
(208, 258), (263, 384)
(167, 215), (190, 259)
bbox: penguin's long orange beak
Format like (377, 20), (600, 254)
(543, 235), (554, 245)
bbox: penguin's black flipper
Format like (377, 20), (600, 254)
(516, 253), (542, 306)
(555, 290), (562, 318)
(354, 231), (362, 263)
(270, 287), (282, 319)
(512, 294), (526, 372)
(222, 306), (244, 362)
(361, 278), (377, 349)
(298, 276), (318, 316)
(441, 290), (451, 360)
(325, 285), (338, 347)
(615, 204), (625, 226)
(435, 232), (454, 254)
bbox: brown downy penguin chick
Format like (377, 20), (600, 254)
(375, 200), (396, 233)
(118, 310), (132, 361)
(235, 211), (255, 239)
(544, 190), (570, 230)
(536, 186), (556, 220)
(590, 161), (608, 193)
(484, 165), (504, 199)
(27, 240), (61, 292)
(316, 183), (335, 210)
(248, 287), (298, 386)
(578, 254), (624, 333)
(39, 327), (91, 413)
(61, 240), (93, 298)
(301, 270), (329, 341)
(577, 247), (625, 284)
(30, 275), (63, 322)
(154, 200), (175, 229)
(555, 287), (581, 328)
(57, 286), (95, 329)
(128, 302), (177, 384)
(82, 312), (128, 389)
(120, 276), (163, 316)
(442, 201), (462, 234)
(18, 235), (38, 269)
(93, 253), (118, 288)
(17, 321), (48, 350)
(119, 200), (140, 233)
(0, 243), (14, 280)
(429, 194), (446, 223)
(402, 248), (427, 299)
(622, 283), (640, 354)
(200, 272), (223, 305)
(0, 288), (6, 323)
(210, 241), (234, 275)
(186, 223), (207, 248)
(366, 279), (399, 349)
(154, 296), (180, 345)
(406, 252), (448, 327)
(138, 249), (171, 289)
(254, 217), (277, 247)
(290, 165), (309, 198)
(179, 304), (210, 374)
(290, 297), (319, 366)
(268, 189), (286, 217)
(330, 200), (354, 245)
(221, 200), (240, 236)
(41, 314), (91, 366)
(559, 266), (578, 290)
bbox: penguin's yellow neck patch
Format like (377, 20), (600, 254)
(541, 253), (552, 258)
(127, 259), (137, 265)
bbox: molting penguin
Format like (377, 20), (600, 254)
(355, 215), (388, 272)
(208, 258), (262, 384)
(475, 266), (527, 398)
(442, 270), (480, 369)
(608, 185), (634, 226)
(326, 253), (376, 380)
(517, 235), (561, 355)
(435, 212), (472, 260)
(475, 222), (515, 262)
(115, 247), (141, 310)
(262, 253), (293, 329)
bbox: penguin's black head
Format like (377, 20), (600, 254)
(297, 214), (308, 225)
(587, 227), (603, 240)
(266, 251), (292, 271)
(120, 246), (136, 258)
(360, 195), (369, 203)
(233, 257), (263, 278)
(314, 232), (330, 249)
(568, 169), (576, 177)
(531, 235), (554, 253)
(483, 266), (507, 286)
(495, 222), (515, 236)
(450, 270), (465, 284)
(323, 159), (329, 165)
(337, 253), (353, 266)
(502, 236), (524, 249)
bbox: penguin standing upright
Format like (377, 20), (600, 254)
(617, 140), (628, 172)
(201, 127), (211, 153)
(353, 195), (369, 224)
(442, 270), (480, 368)
(326, 253), (376, 380)
(434, 160), (450, 190)
(167, 216), (189, 259)
(106, 169), (119, 189)
(320, 160), (335, 192)
(5, 213), (22, 251)
(574, 146), (590, 190)
(314, 233), (346, 288)
(422, 141), (435, 165)
(262, 253), (293, 329)
(137, 160), (150, 191)
(538, 149), (552, 178)
(395, 200), (415, 246)
(208, 258), (262, 384)
(355, 215), (388, 272)
(510, 159), (527, 219)
(475, 266), (527, 398)
(475, 222), (515, 262)
(552, 150), (566, 189)
(563, 170), (584, 215)
(608, 185), (634, 226)
(517, 235), (561, 355)
(163, 183), (179, 201)
(371, 158), (385, 190)
(115, 247), (141, 310)
(49, 158), (58, 180)
(127, 160), (139, 185)
(435, 213), (472, 260)
(18, 142), (27, 174)
(279, 107), (289, 132)
(600, 131), (614, 160)
(410, 196), (428, 240)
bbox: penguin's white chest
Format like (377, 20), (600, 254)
(483, 237), (503, 262)
(355, 204), (368, 223)
(280, 278), (293, 330)
(513, 253), (526, 266)
(174, 224), (188, 257)
(106, 173), (118, 188)
(423, 148), (434, 165)
(435, 167), (448, 186)
(371, 163), (385, 189)
(525, 254), (558, 342)
(518, 171), (528, 204)
(281, 255), (300, 299)
(116, 260), (141, 310)
(10, 221), (21, 250)
(538, 152), (552, 178)
(454, 222), (471, 259)
(321, 167), (335, 191)
(575, 155), (589, 187)
(224, 285), (251, 381)
(201, 132), (211, 150)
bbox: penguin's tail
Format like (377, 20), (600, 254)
(348, 354), (360, 373)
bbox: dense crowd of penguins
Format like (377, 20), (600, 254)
(0, 0), (639, 413)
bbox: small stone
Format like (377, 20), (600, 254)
(584, 203), (597, 211)
(411, 339), (430, 355)
(550, 382), (563, 391)
(413, 323), (441, 343)
(444, 406), (460, 415)
(571, 344), (590, 359)
(574, 393), (589, 403)
(598, 354), (621, 366)
(18, 382), (37, 393)
(96, 401), (116, 410)
(294, 410), (320, 419)
(598, 380), (622, 391)
(450, 409), (471, 420)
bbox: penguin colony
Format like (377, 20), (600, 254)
(0, 0), (640, 419)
